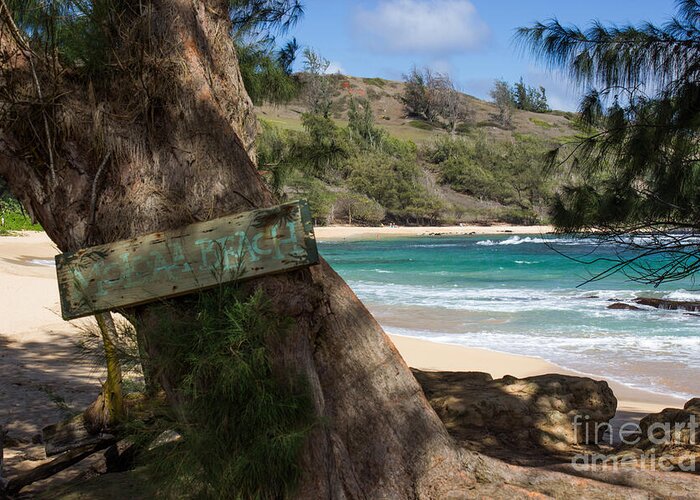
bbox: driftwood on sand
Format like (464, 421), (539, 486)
(42, 413), (115, 457)
(0, 404), (117, 496)
(3, 441), (114, 497)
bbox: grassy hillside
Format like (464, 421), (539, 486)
(256, 75), (583, 225)
(257, 75), (579, 145)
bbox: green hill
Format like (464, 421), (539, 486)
(256, 75), (583, 226)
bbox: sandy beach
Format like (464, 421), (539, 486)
(0, 230), (687, 446)
(314, 224), (554, 241)
(0, 232), (100, 442)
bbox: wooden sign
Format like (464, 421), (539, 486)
(56, 200), (319, 320)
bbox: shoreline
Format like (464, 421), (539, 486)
(0, 231), (691, 432)
(314, 224), (554, 241)
(2, 224), (554, 242)
(388, 334), (687, 414)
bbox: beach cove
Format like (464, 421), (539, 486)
(315, 225), (700, 407)
(0, 229), (690, 432)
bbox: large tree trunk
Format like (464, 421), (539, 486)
(0, 2), (474, 497)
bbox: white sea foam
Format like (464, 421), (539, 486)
(474, 233), (700, 249)
(349, 280), (655, 314)
(621, 234), (700, 247)
(663, 289), (700, 301)
(30, 259), (55, 267)
(407, 243), (463, 248)
(386, 327), (700, 399)
(476, 235), (581, 246)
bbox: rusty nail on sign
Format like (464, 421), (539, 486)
(55, 200), (319, 320)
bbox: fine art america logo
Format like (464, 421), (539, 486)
(571, 414), (698, 472)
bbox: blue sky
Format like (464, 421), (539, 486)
(285, 0), (678, 110)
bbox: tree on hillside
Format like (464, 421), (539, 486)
(513, 79), (529, 112)
(401, 66), (438, 121)
(0, 0), (480, 496)
(300, 47), (333, 117)
(332, 192), (385, 225)
(502, 138), (552, 211)
(432, 74), (472, 135)
(518, 0), (700, 284)
(347, 96), (385, 147)
(512, 78), (549, 113)
(297, 113), (352, 177)
(490, 79), (514, 127)
(402, 66), (471, 131)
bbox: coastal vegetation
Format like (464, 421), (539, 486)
(518, 0), (700, 284)
(489, 79), (515, 128)
(138, 289), (316, 498)
(257, 108), (447, 225)
(511, 78), (550, 113)
(0, 0), (480, 496)
(256, 70), (572, 225)
(0, 191), (41, 233)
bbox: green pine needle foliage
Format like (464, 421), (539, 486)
(517, 0), (700, 284)
(139, 287), (316, 499)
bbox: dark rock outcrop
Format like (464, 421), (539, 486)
(634, 297), (700, 312)
(617, 397), (700, 471)
(608, 302), (642, 310)
(413, 369), (617, 452)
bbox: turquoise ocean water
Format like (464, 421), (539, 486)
(319, 234), (700, 399)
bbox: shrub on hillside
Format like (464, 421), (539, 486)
(348, 153), (445, 223)
(333, 193), (386, 225)
(439, 156), (496, 197)
(425, 135), (553, 211)
(286, 175), (336, 225)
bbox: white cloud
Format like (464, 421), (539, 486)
(524, 68), (581, 112)
(354, 0), (490, 55)
(324, 61), (345, 75)
(428, 59), (453, 75)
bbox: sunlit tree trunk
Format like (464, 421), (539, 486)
(95, 312), (124, 424)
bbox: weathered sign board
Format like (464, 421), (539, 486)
(56, 200), (319, 320)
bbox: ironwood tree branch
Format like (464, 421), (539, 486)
(0, 0), (57, 185)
